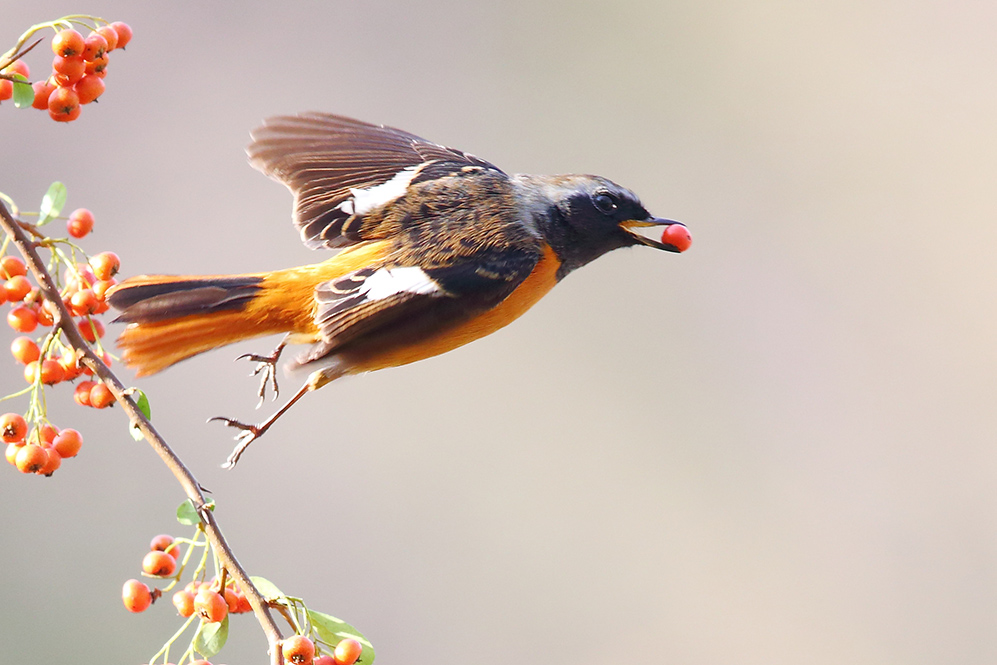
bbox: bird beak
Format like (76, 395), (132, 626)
(620, 217), (692, 253)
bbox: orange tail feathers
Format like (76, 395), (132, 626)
(107, 272), (318, 377)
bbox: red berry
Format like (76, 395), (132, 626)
(4, 275), (31, 302)
(73, 74), (105, 104)
(142, 550), (177, 577)
(8, 306), (38, 333)
(194, 589), (228, 623)
(10, 337), (40, 365)
(3, 59), (30, 79)
(31, 80), (57, 110)
(15, 443), (47, 473)
(37, 445), (61, 475)
(109, 22), (133, 49)
(95, 25), (118, 51)
(315, 657), (336, 665)
(52, 29), (85, 58)
(90, 252), (121, 280)
(173, 589), (195, 617)
(82, 33), (108, 61)
(70, 288), (99, 315)
(36, 423), (59, 445)
(52, 428), (82, 458)
(89, 382), (115, 409)
(661, 223), (692, 253)
(79, 317), (105, 342)
(1, 256), (26, 279)
(0, 79), (11, 102)
(122, 579), (153, 613)
(38, 359), (64, 385)
(333, 638), (362, 665)
(1, 413), (27, 443)
(47, 87), (81, 122)
(52, 55), (86, 87)
(282, 635), (316, 665)
(73, 380), (96, 406)
(84, 53), (108, 78)
(67, 209), (94, 238)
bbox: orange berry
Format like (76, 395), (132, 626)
(149, 533), (178, 556)
(23, 361), (40, 384)
(194, 589), (228, 623)
(73, 380), (96, 406)
(89, 252), (121, 280)
(31, 80), (57, 110)
(37, 445), (61, 475)
(79, 317), (105, 342)
(10, 336), (40, 365)
(59, 348), (83, 380)
(52, 428), (82, 458)
(0, 256), (26, 279)
(15, 443), (47, 473)
(95, 25), (118, 51)
(223, 587), (241, 612)
(122, 579), (153, 613)
(52, 29), (85, 58)
(36, 423), (59, 445)
(5, 442), (23, 466)
(1, 413), (27, 443)
(70, 288), (99, 315)
(39, 358), (65, 384)
(173, 589), (195, 617)
(8, 306), (38, 333)
(142, 550), (177, 577)
(47, 86), (80, 121)
(4, 275), (31, 302)
(82, 33), (108, 61)
(109, 22), (132, 49)
(89, 382), (114, 409)
(190, 661), (212, 665)
(333, 639), (363, 665)
(84, 53), (108, 78)
(315, 657), (336, 665)
(74, 74), (105, 104)
(282, 635), (316, 665)
(0, 79), (11, 102)
(3, 59), (30, 79)
(67, 209), (94, 238)
(92, 278), (116, 301)
(52, 55), (86, 87)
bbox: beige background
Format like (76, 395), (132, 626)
(2, 2), (996, 664)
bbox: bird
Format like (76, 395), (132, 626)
(107, 113), (691, 468)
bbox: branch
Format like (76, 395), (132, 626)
(0, 200), (285, 665)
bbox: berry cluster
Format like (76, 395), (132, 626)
(2, 412), (82, 475)
(283, 635), (363, 665)
(0, 19), (132, 122)
(2, 197), (122, 477)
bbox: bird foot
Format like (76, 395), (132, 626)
(209, 416), (268, 469)
(236, 343), (285, 406)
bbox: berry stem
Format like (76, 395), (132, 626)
(0, 199), (285, 665)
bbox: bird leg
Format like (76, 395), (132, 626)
(210, 381), (312, 469)
(236, 337), (288, 406)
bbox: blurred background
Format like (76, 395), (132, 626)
(2, 1), (996, 663)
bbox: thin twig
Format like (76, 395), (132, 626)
(0, 200), (284, 665)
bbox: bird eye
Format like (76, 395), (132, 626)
(592, 193), (618, 215)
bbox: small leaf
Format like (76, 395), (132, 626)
(176, 498), (214, 525)
(38, 182), (67, 225)
(11, 74), (32, 108)
(248, 576), (286, 602)
(134, 389), (152, 420)
(194, 615), (229, 658)
(308, 609), (375, 664)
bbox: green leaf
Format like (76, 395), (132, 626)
(38, 182), (67, 226)
(194, 615), (229, 658)
(248, 576), (286, 602)
(176, 498), (214, 525)
(11, 74), (32, 108)
(308, 609), (376, 665)
(128, 389), (152, 440)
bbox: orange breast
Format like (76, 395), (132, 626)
(350, 245), (561, 373)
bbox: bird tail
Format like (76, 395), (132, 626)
(107, 271), (317, 376)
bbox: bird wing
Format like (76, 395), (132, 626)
(300, 246), (542, 364)
(247, 113), (505, 250)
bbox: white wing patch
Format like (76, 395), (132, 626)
(335, 165), (421, 217)
(360, 266), (442, 301)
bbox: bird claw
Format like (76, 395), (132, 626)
(236, 345), (284, 406)
(208, 416), (263, 469)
